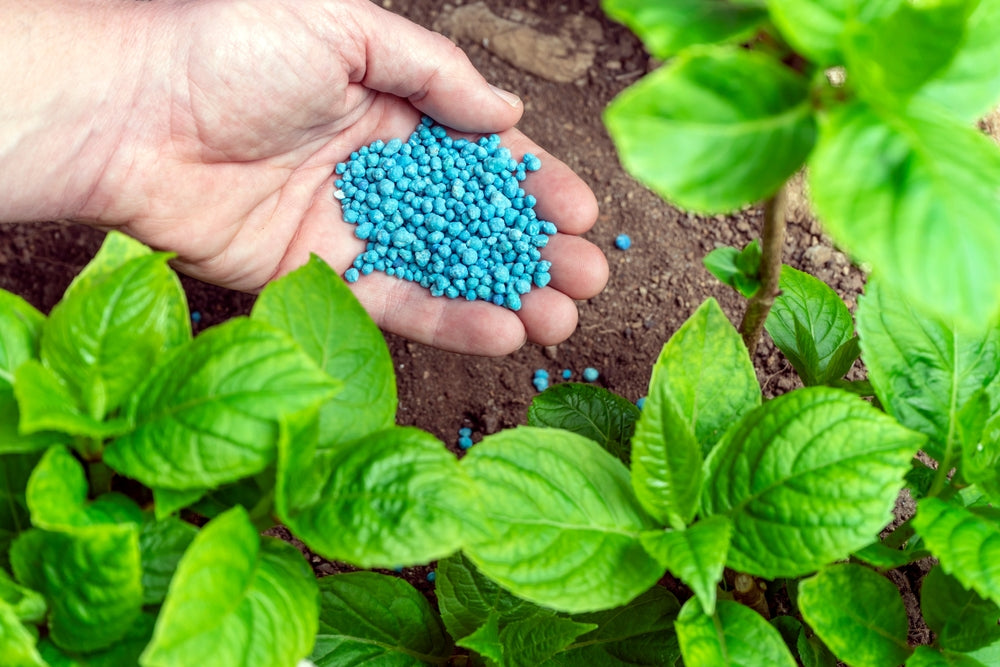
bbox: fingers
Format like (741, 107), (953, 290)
(355, 2), (524, 134)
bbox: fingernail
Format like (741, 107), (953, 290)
(490, 84), (522, 108)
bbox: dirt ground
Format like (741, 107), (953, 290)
(1, 0), (884, 636)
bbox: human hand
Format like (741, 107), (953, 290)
(38, 0), (608, 355)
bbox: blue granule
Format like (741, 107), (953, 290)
(562, 369), (572, 380)
(615, 234), (632, 250)
(532, 368), (549, 392)
(334, 117), (555, 311)
(582, 367), (599, 382)
(458, 426), (474, 450)
(636, 396), (646, 410)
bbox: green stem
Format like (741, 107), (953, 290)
(740, 186), (788, 354)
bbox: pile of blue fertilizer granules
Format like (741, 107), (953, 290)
(334, 116), (557, 311)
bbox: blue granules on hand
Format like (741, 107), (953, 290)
(334, 117), (557, 311)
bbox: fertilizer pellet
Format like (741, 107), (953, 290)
(532, 368), (550, 392)
(582, 367), (599, 382)
(615, 234), (632, 250)
(334, 117), (556, 310)
(562, 369), (572, 380)
(636, 396), (646, 410)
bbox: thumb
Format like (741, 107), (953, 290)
(354, 2), (523, 133)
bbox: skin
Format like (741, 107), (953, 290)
(0, 0), (607, 355)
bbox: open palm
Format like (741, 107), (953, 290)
(88, 0), (606, 355)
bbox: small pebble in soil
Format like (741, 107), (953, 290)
(636, 396), (646, 410)
(582, 367), (599, 382)
(614, 234), (632, 250)
(532, 368), (550, 391)
(334, 116), (557, 310)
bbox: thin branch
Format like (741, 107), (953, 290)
(740, 186), (788, 354)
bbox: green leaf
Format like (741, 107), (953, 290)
(61, 231), (151, 297)
(104, 317), (340, 490)
(852, 540), (929, 569)
(799, 563), (912, 667)
(916, 0), (1000, 122)
(0, 453), (37, 562)
(913, 498), (1000, 609)
(704, 241), (762, 299)
(921, 565), (1000, 653)
(527, 383), (640, 465)
(436, 552), (549, 645)
(42, 252), (189, 420)
(141, 506), (318, 667)
(769, 616), (838, 667)
(907, 645), (991, 667)
(676, 598), (796, 667)
(251, 255), (396, 447)
(26, 446), (143, 531)
(138, 517), (198, 606)
(857, 278), (1000, 465)
(0, 386), (65, 455)
(957, 392), (1000, 503)
(844, 0), (974, 105)
(0, 600), (46, 667)
(151, 487), (205, 520)
(765, 0), (901, 65)
(0, 568), (45, 624)
(701, 387), (923, 578)
(602, 0), (767, 59)
(632, 299), (759, 528)
(809, 101), (1000, 328)
(765, 266), (855, 386)
(457, 612), (503, 664)
(13, 361), (130, 440)
(276, 417), (470, 568)
(640, 516), (731, 615)
(0, 291), (44, 391)
(605, 47), (816, 213)
(10, 526), (143, 653)
(497, 616), (596, 667)
(309, 571), (451, 667)
(39, 612), (156, 667)
(546, 587), (682, 666)
(461, 427), (662, 613)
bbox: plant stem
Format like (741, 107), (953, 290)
(740, 186), (788, 353)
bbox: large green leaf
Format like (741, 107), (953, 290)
(605, 47), (815, 213)
(765, 266), (856, 386)
(913, 498), (1000, 609)
(809, 102), (1000, 327)
(546, 587), (682, 666)
(0, 291), (43, 392)
(251, 255), (396, 447)
(799, 564), (912, 667)
(676, 598), (796, 667)
(632, 299), (759, 528)
(527, 383), (640, 465)
(141, 507), (318, 667)
(42, 252), (188, 421)
(0, 599), (46, 667)
(276, 415), (469, 568)
(461, 427), (662, 613)
(906, 645), (991, 667)
(310, 572), (452, 667)
(104, 317), (339, 490)
(138, 517), (198, 606)
(10, 526), (143, 654)
(921, 565), (1000, 654)
(0, 385), (65, 455)
(857, 278), (1000, 465)
(843, 0), (973, 105)
(701, 387), (923, 578)
(602, 0), (767, 59)
(0, 568), (45, 624)
(436, 552), (549, 645)
(640, 516), (731, 615)
(916, 0), (1000, 122)
(494, 616), (597, 667)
